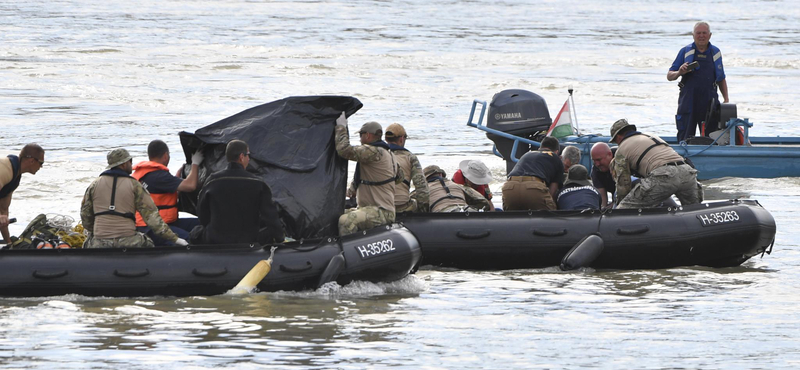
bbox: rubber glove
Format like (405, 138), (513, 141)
(175, 238), (189, 246)
(191, 150), (204, 166)
(336, 111), (347, 128)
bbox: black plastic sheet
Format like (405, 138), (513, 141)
(178, 96), (363, 239)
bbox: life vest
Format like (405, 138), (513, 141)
(132, 161), (178, 226)
(0, 155), (21, 199)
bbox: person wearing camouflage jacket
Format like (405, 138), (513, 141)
(80, 148), (185, 248)
(384, 123), (429, 213)
(335, 113), (403, 236)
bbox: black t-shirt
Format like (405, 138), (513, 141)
(139, 170), (183, 194)
(591, 167), (615, 194)
(507, 151), (564, 186)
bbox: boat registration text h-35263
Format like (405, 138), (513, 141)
(355, 239), (396, 259)
(697, 210), (740, 227)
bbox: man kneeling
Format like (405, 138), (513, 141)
(425, 165), (493, 212)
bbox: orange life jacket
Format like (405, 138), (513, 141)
(132, 161), (179, 226)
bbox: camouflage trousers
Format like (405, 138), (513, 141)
(395, 199), (418, 213)
(84, 232), (154, 249)
(618, 164), (703, 209)
(338, 206), (395, 236)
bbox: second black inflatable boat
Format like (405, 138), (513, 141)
(397, 200), (775, 270)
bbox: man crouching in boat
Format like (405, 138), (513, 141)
(192, 140), (284, 245)
(424, 165), (492, 212)
(80, 148), (188, 248)
(335, 113), (403, 236)
(609, 119), (703, 209)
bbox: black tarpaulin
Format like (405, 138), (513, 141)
(178, 96), (363, 239)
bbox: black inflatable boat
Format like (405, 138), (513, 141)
(0, 225), (421, 298)
(398, 200), (775, 270)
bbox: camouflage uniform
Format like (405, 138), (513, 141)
(335, 124), (403, 236)
(393, 149), (429, 213)
(338, 206), (395, 236)
(612, 138), (703, 209)
(81, 172), (178, 248)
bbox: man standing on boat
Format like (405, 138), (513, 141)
(590, 142), (616, 209)
(502, 136), (564, 211)
(0, 143), (45, 244)
(192, 140), (284, 245)
(424, 165), (493, 212)
(335, 113), (403, 236)
(383, 123), (430, 213)
(131, 140), (204, 246)
(609, 119), (703, 209)
(80, 148), (188, 248)
(667, 21), (729, 142)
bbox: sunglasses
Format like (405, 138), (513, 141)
(25, 155), (44, 165)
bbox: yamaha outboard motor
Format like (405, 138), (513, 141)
(486, 89), (552, 174)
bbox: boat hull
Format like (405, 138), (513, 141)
(0, 226), (421, 298)
(398, 200), (775, 270)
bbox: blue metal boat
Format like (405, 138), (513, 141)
(467, 90), (800, 180)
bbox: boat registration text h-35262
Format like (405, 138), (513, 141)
(697, 210), (740, 227)
(355, 239), (396, 259)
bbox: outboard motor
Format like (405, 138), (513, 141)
(486, 89), (552, 174)
(703, 99), (737, 135)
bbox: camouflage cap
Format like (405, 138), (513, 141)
(385, 123), (407, 139)
(423, 165), (446, 178)
(564, 164), (592, 187)
(106, 148), (132, 169)
(609, 119), (635, 142)
(358, 121), (382, 135)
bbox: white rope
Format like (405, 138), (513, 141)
(45, 214), (75, 232)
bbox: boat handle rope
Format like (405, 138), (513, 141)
(32, 270), (69, 279)
(280, 260), (313, 273)
(761, 238), (775, 258)
(456, 230), (491, 239)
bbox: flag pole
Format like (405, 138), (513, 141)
(568, 86), (581, 136)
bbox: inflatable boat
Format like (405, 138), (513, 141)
(0, 225), (421, 298)
(397, 200), (775, 270)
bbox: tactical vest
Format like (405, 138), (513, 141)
(618, 133), (684, 177)
(0, 155), (21, 199)
(92, 173), (137, 239)
(389, 147), (413, 206)
(427, 176), (466, 212)
(354, 143), (397, 212)
(132, 161), (179, 226)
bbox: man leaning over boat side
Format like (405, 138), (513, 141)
(191, 140), (284, 245)
(590, 142), (616, 209)
(0, 143), (45, 244)
(424, 165), (492, 212)
(609, 119), (703, 209)
(453, 159), (494, 202)
(556, 164), (601, 211)
(80, 148), (188, 248)
(383, 123), (430, 213)
(561, 146), (581, 173)
(131, 139), (204, 246)
(501, 136), (564, 211)
(667, 21), (729, 142)
(335, 113), (403, 236)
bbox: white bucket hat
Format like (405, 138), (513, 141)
(458, 160), (493, 185)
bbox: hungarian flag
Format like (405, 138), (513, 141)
(546, 99), (575, 138)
